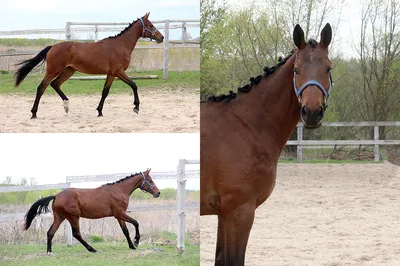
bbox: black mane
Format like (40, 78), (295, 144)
(107, 19), (139, 39)
(103, 173), (140, 186)
(204, 50), (295, 103)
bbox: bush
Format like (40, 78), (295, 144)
(90, 235), (104, 243)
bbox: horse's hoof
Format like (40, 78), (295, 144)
(31, 115), (37, 119)
(89, 249), (97, 253)
(97, 114), (103, 117)
(133, 108), (139, 114)
(63, 100), (69, 114)
(46, 252), (53, 255)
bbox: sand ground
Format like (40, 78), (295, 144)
(201, 163), (400, 265)
(0, 89), (199, 133)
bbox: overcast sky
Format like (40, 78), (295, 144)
(0, 0), (199, 40)
(0, 133), (200, 190)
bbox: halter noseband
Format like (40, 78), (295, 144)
(293, 63), (334, 109)
(140, 172), (155, 193)
(139, 18), (157, 39)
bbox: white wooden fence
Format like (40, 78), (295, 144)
(0, 19), (200, 79)
(289, 122), (400, 163)
(0, 160), (200, 253)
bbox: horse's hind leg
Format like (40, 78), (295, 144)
(117, 212), (140, 247)
(66, 216), (97, 252)
(220, 203), (256, 266)
(116, 218), (135, 249)
(31, 72), (60, 119)
(50, 67), (76, 114)
(47, 213), (65, 254)
(116, 72), (140, 114)
(96, 75), (115, 117)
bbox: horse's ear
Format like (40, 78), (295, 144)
(146, 168), (151, 174)
(293, 24), (306, 49)
(320, 23), (332, 48)
(144, 12), (150, 20)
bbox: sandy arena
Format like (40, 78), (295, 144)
(201, 163), (400, 265)
(0, 89), (199, 133)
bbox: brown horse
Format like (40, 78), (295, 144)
(200, 24), (333, 265)
(15, 12), (164, 118)
(24, 169), (160, 253)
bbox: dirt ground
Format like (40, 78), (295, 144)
(0, 89), (199, 133)
(201, 163), (400, 265)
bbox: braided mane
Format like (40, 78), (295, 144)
(204, 50), (295, 103)
(106, 19), (139, 39)
(103, 173), (140, 186)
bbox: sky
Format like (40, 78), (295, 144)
(0, 0), (200, 40)
(0, 133), (200, 190)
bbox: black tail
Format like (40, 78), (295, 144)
(15, 46), (52, 87)
(24, 195), (55, 230)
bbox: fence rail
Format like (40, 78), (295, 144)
(290, 122), (400, 163)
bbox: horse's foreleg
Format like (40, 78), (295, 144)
(66, 216), (97, 252)
(117, 212), (140, 247)
(116, 218), (135, 249)
(96, 75), (115, 117)
(46, 213), (65, 254)
(50, 67), (76, 114)
(219, 203), (256, 266)
(215, 215), (226, 265)
(116, 72), (140, 114)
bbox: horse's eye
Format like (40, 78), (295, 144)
(327, 67), (332, 73)
(293, 67), (298, 74)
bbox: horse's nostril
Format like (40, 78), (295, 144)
(318, 106), (324, 117)
(301, 106), (308, 117)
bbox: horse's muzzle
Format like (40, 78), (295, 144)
(153, 191), (161, 198)
(301, 105), (324, 129)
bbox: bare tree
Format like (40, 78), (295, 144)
(356, 0), (400, 137)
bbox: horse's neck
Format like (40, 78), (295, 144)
(116, 176), (141, 196)
(231, 55), (300, 155)
(119, 23), (142, 52)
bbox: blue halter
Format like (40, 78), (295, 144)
(139, 18), (157, 39)
(140, 172), (154, 193)
(293, 70), (334, 107)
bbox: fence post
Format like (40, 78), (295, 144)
(374, 126), (380, 163)
(163, 20), (170, 80)
(64, 182), (72, 246)
(176, 159), (186, 254)
(297, 123), (303, 163)
(65, 22), (71, 41)
(94, 25), (98, 42)
(182, 21), (187, 40)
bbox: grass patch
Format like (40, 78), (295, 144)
(0, 71), (199, 95)
(0, 242), (200, 265)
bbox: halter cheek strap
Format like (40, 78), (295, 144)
(140, 172), (155, 193)
(139, 18), (157, 39)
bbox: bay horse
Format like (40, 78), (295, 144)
(15, 12), (164, 119)
(200, 24), (333, 265)
(24, 169), (160, 253)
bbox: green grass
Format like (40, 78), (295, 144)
(0, 71), (199, 95)
(0, 242), (199, 265)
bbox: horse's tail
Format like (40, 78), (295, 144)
(24, 195), (56, 230)
(15, 45), (52, 87)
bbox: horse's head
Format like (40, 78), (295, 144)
(293, 23), (333, 129)
(140, 12), (164, 43)
(140, 168), (160, 198)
